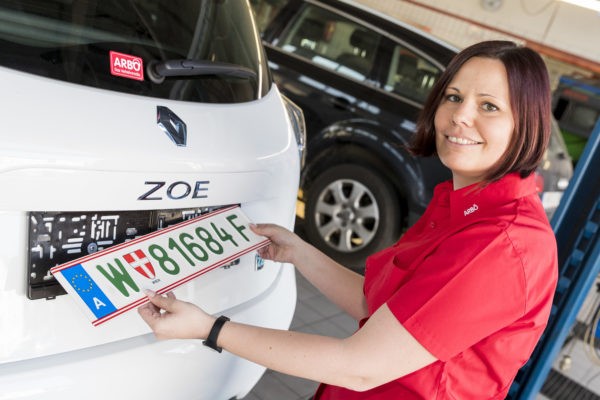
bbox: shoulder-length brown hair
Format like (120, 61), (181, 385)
(410, 40), (551, 183)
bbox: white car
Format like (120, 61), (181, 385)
(0, 1), (305, 399)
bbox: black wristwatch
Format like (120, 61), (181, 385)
(203, 315), (230, 353)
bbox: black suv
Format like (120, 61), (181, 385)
(252, 0), (456, 269)
(251, 0), (571, 270)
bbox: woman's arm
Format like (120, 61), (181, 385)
(251, 223), (368, 321)
(138, 293), (437, 391)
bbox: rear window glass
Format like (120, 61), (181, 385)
(276, 4), (382, 83)
(0, 0), (269, 103)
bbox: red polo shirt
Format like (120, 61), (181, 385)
(315, 173), (558, 399)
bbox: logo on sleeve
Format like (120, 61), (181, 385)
(464, 204), (479, 216)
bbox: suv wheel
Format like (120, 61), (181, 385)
(304, 163), (402, 271)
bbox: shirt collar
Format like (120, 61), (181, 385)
(434, 172), (539, 222)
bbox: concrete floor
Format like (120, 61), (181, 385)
(243, 268), (357, 400)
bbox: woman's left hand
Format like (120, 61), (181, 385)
(138, 290), (215, 340)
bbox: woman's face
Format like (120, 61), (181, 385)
(434, 56), (514, 189)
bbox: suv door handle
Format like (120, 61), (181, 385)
(330, 96), (355, 112)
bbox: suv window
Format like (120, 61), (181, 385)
(276, 3), (381, 82)
(0, 0), (269, 103)
(383, 44), (441, 103)
(250, 0), (288, 33)
(260, 1), (442, 101)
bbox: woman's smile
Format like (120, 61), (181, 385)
(444, 135), (483, 145)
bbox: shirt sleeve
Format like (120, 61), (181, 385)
(387, 223), (527, 361)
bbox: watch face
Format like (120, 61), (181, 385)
(481, 0), (503, 11)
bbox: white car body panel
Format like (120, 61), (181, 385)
(0, 65), (300, 399)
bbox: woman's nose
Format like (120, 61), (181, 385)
(452, 103), (474, 127)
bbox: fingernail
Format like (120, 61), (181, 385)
(144, 289), (156, 298)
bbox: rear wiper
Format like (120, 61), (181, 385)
(147, 59), (257, 84)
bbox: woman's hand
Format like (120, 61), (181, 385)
(138, 290), (215, 340)
(250, 223), (305, 265)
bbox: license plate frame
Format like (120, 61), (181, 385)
(27, 206), (225, 300)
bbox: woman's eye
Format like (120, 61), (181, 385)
(482, 102), (499, 112)
(445, 94), (461, 103)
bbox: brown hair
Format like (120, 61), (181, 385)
(410, 40), (551, 183)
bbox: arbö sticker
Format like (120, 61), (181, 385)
(110, 51), (144, 81)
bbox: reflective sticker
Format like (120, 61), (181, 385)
(109, 51), (144, 81)
(255, 253), (265, 271)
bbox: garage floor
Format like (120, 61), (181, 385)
(243, 268), (357, 400)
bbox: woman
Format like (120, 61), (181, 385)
(138, 41), (558, 399)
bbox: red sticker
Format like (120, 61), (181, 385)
(109, 51), (144, 81)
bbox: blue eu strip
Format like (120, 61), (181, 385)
(61, 264), (118, 319)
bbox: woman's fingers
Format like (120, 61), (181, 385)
(138, 291), (177, 324)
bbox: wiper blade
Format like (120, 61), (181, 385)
(147, 59), (257, 83)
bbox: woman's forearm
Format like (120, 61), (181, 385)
(219, 321), (361, 389)
(291, 240), (368, 321)
(138, 293), (437, 392)
(216, 304), (436, 392)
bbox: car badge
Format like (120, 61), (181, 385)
(157, 106), (187, 146)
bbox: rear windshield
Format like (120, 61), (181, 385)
(0, 0), (269, 103)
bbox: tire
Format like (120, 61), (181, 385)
(304, 163), (402, 272)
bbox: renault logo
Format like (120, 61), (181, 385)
(156, 106), (187, 146)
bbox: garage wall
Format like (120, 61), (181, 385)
(355, 0), (600, 82)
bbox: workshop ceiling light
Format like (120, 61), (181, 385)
(560, 0), (600, 13)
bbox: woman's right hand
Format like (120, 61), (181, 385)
(250, 223), (305, 265)
(252, 223), (368, 321)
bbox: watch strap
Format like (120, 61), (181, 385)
(203, 315), (230, 353)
